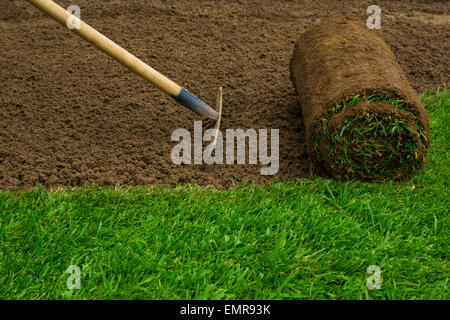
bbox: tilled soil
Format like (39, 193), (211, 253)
(1, 0), (449, 189)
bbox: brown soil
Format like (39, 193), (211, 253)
(289, 17), (430, 180)
(0, 0), (448, 189)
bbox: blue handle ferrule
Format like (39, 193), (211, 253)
(173, 88), (218, 120)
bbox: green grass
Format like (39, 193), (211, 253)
(329, 114), (424, 178)
(315, 93), (428, 180)
(0, 90), (448, 300)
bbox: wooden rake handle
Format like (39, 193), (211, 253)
(26, 0), (219, 120)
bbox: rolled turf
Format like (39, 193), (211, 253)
(289, 17), (431, 180)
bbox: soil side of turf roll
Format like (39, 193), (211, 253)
(289, 17), (431, 179)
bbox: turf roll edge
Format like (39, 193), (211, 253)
(289, 17), (431, 180)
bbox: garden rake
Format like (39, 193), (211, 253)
(26, 0), (223, 142)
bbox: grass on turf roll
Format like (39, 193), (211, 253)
(289, 17), (431, 180)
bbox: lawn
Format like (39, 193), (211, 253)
(0, 89), (448, 300)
